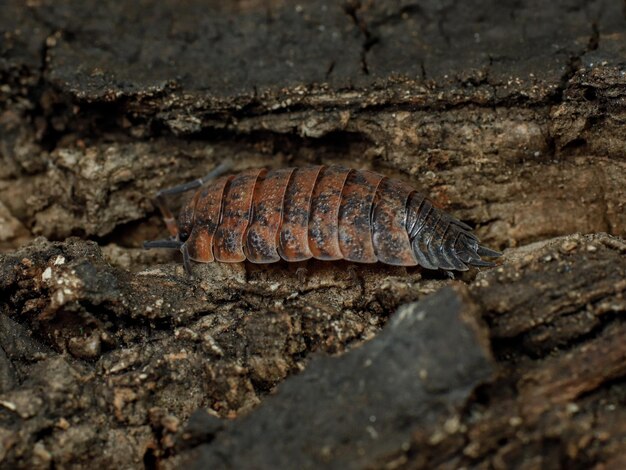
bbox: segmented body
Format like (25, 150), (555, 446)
(174, 166), (498, 271)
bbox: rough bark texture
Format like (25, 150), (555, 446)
(0, 0), (624, 469)
(174, 286), (495, 470)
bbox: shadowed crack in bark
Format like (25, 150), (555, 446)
(552, 20), (600, 104)
(343, 1), (378, 75)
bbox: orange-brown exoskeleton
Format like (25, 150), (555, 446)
(145, 161), (501, 274)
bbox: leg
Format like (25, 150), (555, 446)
(346, 265), (362, 288)
(182, 244), (193, 276)
(144, 239), (182, 249)
(296, 266), (308, 285)
(156, 158), (233, 197)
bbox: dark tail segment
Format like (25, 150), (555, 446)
(406, 194), (501, 271)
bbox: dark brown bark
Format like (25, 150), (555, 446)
(0, 1), (624, 468)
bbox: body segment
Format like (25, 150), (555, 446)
(245, 168), (295, 263)
(337, 169), (384, 263)
(186, 175), (232, 263)
(278, 166), (322, 262)
(212, 168), (264, 263)
(371, 177), (418, 266)
(307, 166), (351, 261)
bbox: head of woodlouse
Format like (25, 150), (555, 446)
(176, 200), (195, 242)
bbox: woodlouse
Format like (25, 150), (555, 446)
(145, 161), (501, 273)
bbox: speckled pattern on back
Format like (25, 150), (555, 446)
(176, 165), (499, 270)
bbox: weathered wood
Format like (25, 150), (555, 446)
(172, 286), (494, 469)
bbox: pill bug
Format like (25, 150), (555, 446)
(145, 161), (501, 273)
